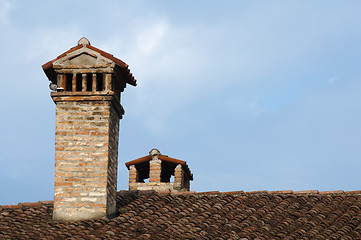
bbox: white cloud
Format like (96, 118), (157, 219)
(0, 0), (12, 27)
(25, 27), (82, 61)
(225, 94), (265, 120)
(328, 75), (338, 83)
(97, 18), (214, 135)
(136, 20), (168, 56)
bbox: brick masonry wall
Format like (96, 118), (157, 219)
(53, 97), (120, 221)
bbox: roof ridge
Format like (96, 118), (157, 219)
(195, 190), (361, 195)
(0, 201), (54, 211)
(2, 189), (361, 210)
(122, 189), (361, 197)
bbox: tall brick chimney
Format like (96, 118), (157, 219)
(42, 37), (136, 221)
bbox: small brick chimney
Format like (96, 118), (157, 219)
(43, 37), (136, 221)
(125, 149), (193, 192)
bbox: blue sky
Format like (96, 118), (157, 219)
(1, 0), (361, 204)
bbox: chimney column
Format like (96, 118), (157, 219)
(129, 165), (138, 183)
(174, 164), (183, 189)
(149, 149), (161, 182)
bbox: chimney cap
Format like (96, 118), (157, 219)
(42, 38), (137, 87)
(125, 149), (193, 181)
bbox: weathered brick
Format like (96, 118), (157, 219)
(78, 152), (90, 156)
(54, 182), (72, 187)
(56, 131), (73, 136)
(64, 178), (82, 182)
(56, 162), (75, 167)
(75, 131), (90, 135)
(76, 112), (88, 116)
(57, 121), (75, 125)
(149, 178), (161, 182)
(91, 142), (108, 147)
(61, 167), (84, 172)
(75, 141), (89, 146)
(54, 192), (72, 197)
(63, 146), (81, 151)
(64, 156), (83, 161)
(90, 132), (108, 136)
(55, 172), (74, 178)
(88, 172), (107, 177)
(84, 147), (98, 151)
(89, 162), (108, 166)
(91, 152), (108, 157)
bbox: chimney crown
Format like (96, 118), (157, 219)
(126, 149), (193, 192)
(42, 37), (136, 94)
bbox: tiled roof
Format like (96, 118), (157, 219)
(1, 190), (361, 239)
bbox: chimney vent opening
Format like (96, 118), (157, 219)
(65, 74), (72, 91)
(160, 161), (176, 183)
(76, 74), (82, 91)
(86, 74), (92, 91)
(96, 73), (103, 91)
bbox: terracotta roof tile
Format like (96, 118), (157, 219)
(197, 191), (220, 195)
(294, 190), (320, 194)
(269, 190), (293, 194)
(2, 191), (361, 239)
(345, 190), (361, 194)
(1, 204), (21, 210)
(319, 190), (345, 194)
(18, 202), (42, 208)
